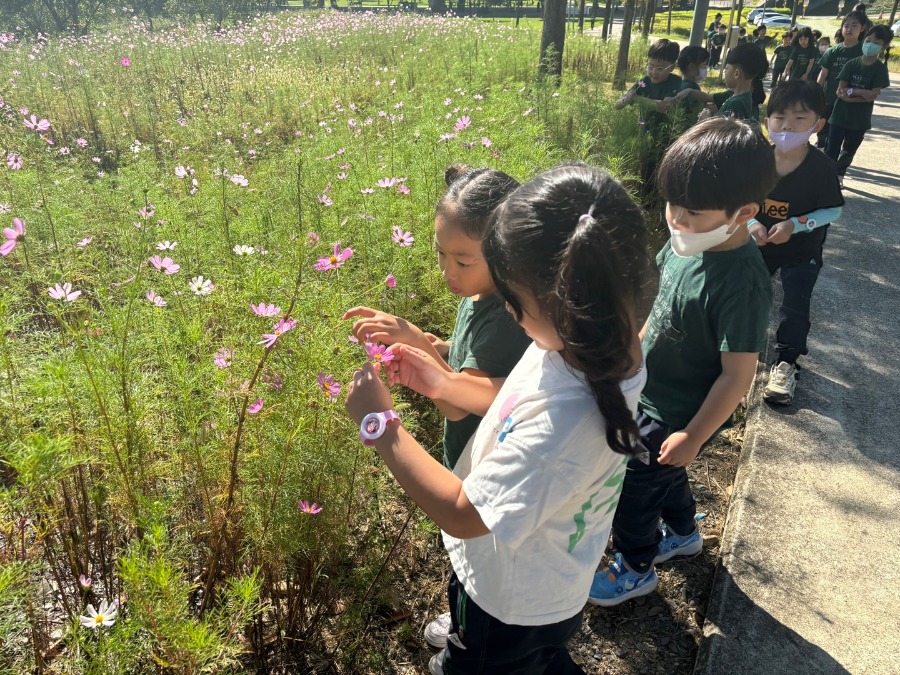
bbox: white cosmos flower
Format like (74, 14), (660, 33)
(189, 276), (215, 296)
(80, 600), (117, 629)
(156, 241), (177, 250)
(232, 244), (255, 256)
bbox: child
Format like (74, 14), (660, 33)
(753, 24), (773, 49)
(345, 164), (650, 674)
(589, 117), (777, 606)
(672, 45), (710, 130)
(698, 43), (768, 121)
(343, 165), (532, 472)
(809, 36), (831, 82)
(771, 32), (793, 90)
(816, 11), (865, 149)
(825, 24), (891, 182)
(709, 23), (728, 68)
(782, 27), (819, 81)
(748, 81), (844, 405)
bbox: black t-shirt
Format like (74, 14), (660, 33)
(758, 147), (844, 261)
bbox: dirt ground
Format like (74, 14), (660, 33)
(358, 410), (746, 675)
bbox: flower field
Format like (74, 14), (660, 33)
(0, 11), (648, 672)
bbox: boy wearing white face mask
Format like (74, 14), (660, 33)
(590, 118), (776, 606)
(749, 81), (844, 405)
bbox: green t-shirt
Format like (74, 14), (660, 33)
(640, 239), (773, 431)
(675, 79), (703, 130)
(818, 42), (864, 105)
(772, 45), (792, 71)
(629, 74), (683, 136)
(443, 294), (532, 469)
(711, 33), (727, 48)
(829, 57), (890, 131)
(717, 90), (758, 121)
(789, 44), (820, 80)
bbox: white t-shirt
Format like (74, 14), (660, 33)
(443, 343), (646, 626)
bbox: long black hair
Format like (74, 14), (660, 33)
(483, 164), (649, 456)
(435, 164), (520, 240)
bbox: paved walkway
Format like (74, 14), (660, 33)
(695, 74), (900, 675)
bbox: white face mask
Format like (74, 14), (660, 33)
(668, 212), (741, 257)
(768, 121), (819, 153)
(698, 67), (709, 82)
(819, 45), (828, 54)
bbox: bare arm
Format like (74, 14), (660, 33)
(816, 66), (829, 87)
(801, 59), (814, 80)
(345, 363), (490, 539)
(781, 59), (794, 79)
(658, 351), (759, 466)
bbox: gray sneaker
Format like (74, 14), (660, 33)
(428, 651), (445, 675)
(764, 361), (797, 405)
(424, 612), (451, 649)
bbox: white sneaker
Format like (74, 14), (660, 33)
(764, 361), (797, 405)
(424, 612), (451, 649)
(428, 652), (445, 675)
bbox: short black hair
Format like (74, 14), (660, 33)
(766, 80), (826, 117)
(648, 38), (680, 64)
(812, 29), (822, 40)
(866, 24), (894, 44)
(725, 43), (769, 81)
(677, 45), (710, 72)
(657, 117), (777, 214)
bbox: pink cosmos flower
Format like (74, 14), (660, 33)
(76, 138), (88, 148)
(298, 500), (323, 514)
(23, 115), (50, 132)
(6, 154), (23, 170)
(314, 242), (353, 271)
(120, 57), (131, 67)
(138, 205), (155, 219)
(316, 372), (341, 402)
(258, 318), (297, 348)
(1, 217), (25, 256)
(174, 165), (188, 178)
(247, 399), (264, 414)
(481, 137), (492, 148)
(392, 226), (414, 247)
(146, 290), (166, 307)
(230, 174), (249, 187)
(385, 274), (397, 288)
(439, 133), (456, 143)
(317, 194), (333, 206)
(213, 347), (232, 368)
(365, 341), (395, 364)
(76, 237), (92, 248)
(377, 177), (397, 188)
(454, 116), (472, 131)
(360, 188), (374, 195)
(307, 232), (320, 245)
(48, 282), (82, 302)
(149, 256), (180, 274)
(397, 184), (410, 195)
(251, 302), (282, 317)
(59, 147), (70, 155)
(156, 241), (177, 250)
(78, 575), (92, 588)
(336, 172), (348, 180)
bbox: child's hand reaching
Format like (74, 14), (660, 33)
(424, 332), (451, 359)
(698, 105), (714, 121)
(345, 362), (394, 426)
(766, 219), (794, 245)
(343, 306), (429, 350)
(384, 344), (449, 401)
(657, 431), (702, 467)
(748, 221), (768, 247)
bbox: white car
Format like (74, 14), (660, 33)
(757, 14), (807, 30)
(892, 19), (900, 37)
(748, 7), (782, 24)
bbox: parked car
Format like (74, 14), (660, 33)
(747, 3), (780, 24)
(892, 18), (900, 37)
(757, 14), (807, 30)
(751, 10), (787, 26)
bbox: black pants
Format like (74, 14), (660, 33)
(771, 68), (784, 90)
(816, 103), (834, 149)
(442, 572), (585, 674)
(825, 124), (866, 176)
(611, 413), (697, 573)
(763, 242), (824, 365)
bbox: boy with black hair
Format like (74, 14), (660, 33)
(816, 11), (865, 149)
(825, 24), (891, 183)
(589, 118), (777, 605)
(698, 43), (768, 121)
(750, 81), (844, 405)
(771, 32), (793, 90)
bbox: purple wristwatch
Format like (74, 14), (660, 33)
(359, 410), (401, 446)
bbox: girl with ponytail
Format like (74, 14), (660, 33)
(344, 163), (649, 674)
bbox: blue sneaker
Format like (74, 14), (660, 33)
(653, 513), (706, 564)
(588, 553), (659, 607)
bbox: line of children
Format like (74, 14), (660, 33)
(589, 117), (777, 605)
(825, 24), (891, 184)
(750, 81), (845, 404)
(345, 163), (650, 674)
(782, 27), (820, 82)
(815, 11), (865, 150)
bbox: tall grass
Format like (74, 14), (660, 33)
(0, 11), (650, 672)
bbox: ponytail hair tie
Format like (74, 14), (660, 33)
(577, 213), (594, 229)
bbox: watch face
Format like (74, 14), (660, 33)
(364, 417), (381, 435)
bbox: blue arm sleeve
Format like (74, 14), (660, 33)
(790, 206), (843, 232)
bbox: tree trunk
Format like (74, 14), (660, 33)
(602, 0), (613, 39)
(613, 0), (637, 89)
(539, 0), (567, 80)
(578, 0), (586, 32)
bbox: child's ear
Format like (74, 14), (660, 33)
(813, 117), (826, 134)
(735, 203), (761, 225)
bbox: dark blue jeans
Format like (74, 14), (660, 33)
(612, 412), (697, 573)
(441, 572), (586, 675)
(763, 243), (824, 365)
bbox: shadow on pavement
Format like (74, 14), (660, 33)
(695, 566), (852, 675)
